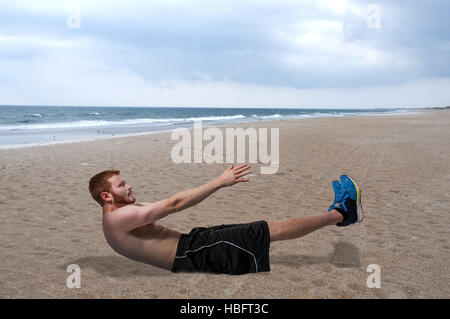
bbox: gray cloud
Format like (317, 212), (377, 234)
(0, 0), (449, 107)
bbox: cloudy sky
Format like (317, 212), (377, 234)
(0, 0), (449, 108)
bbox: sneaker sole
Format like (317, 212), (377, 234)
(347, 175), (363, 223)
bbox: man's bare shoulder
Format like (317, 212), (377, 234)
(132, 202), (151, 207)
(103, 204), (138, 226)
(105, 202), (150, 214)
(103, 202), (157, 231)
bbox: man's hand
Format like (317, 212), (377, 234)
(216, 164), (252, 187)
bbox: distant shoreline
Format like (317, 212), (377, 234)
(0, 109), (425, 151)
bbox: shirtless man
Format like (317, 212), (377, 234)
(89, 165), (363, 275)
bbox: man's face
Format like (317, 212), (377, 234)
(107, 175), (136, 205)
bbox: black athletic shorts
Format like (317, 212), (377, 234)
(171, 220), (271, 275)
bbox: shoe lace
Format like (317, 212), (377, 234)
(329, 188), (351, 212)
(329, 185), (345, 211)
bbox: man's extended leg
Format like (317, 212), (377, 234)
(267, 210), (343, 242)
(268, 175), (363, 242)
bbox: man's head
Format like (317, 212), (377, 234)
(89, 170), (136, 208)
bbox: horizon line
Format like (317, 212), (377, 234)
(0, 104), (445, 110)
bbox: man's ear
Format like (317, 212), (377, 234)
(101, 191), (113, 203)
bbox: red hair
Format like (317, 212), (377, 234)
(88, 170), (120, 207)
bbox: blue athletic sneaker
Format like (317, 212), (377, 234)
(328, 180), (344, 212)
(329, 175), (363, 227)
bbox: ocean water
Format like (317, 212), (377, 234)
(0, 105), (413, 148)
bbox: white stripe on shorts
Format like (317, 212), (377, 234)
(175, 240), (259, 272)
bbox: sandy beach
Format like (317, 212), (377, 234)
(1, 109), (449, 299)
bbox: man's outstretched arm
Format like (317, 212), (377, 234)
(111, 165), (252, 231)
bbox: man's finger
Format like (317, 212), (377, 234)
(236, 178), (250, 183)
(234, 164), (250, 174)
(236, 171), (252, 178)
(235, 168), (251, 176)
